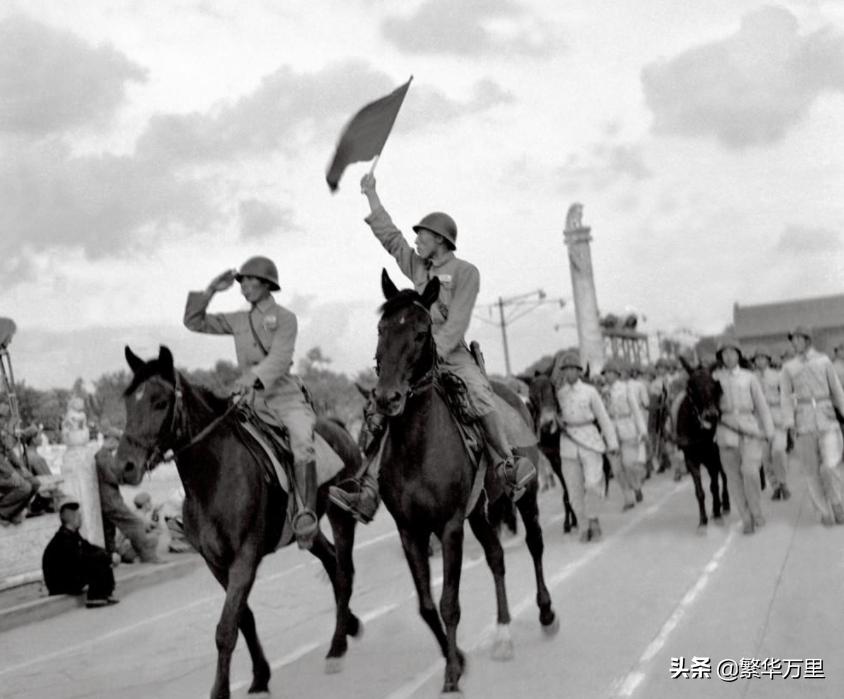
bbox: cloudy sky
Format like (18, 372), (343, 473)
(2, 0), (844, 388)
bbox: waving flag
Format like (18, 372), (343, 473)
(326, 76), (412, 192)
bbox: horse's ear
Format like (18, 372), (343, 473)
(381, 268), (399, 300)
(158, 346), (175, 382)
(420, 276), (440, 310)
(678, 354), (693, 374)
(125, 346), (145, 375)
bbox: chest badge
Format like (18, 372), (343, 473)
(262, 314), (277, 332)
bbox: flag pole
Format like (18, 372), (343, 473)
(368, 154), (380, 175)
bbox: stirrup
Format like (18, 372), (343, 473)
(292, 508), (318, 548)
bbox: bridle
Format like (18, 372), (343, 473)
(122, 372), (241, 478)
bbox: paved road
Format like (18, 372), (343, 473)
(1, 468), (841, 698)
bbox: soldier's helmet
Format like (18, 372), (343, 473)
(601, 358), (624, 376)
(716, 336), (743, 359)
(751, 346), (772, 361)
(554, 350), (583, 372)
(787, 325), (812, 343)
(412, 212), (457, 250)
(235, 256), (280, 291)
(654, 357), (670, 370)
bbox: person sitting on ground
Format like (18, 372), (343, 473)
(42, 496), (119, 608)
(0, 407), (39, 525)
(95, 428), (162, 563)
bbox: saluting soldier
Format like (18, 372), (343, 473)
(329, 173), (535, 523)
(554, 351), (619, 542)
(601, 359), (646, 510)
(781, 326), (844, 526)
(713, 338), (775, 535)
(750, 346), (791, 501)
(184, 256), (319, 549)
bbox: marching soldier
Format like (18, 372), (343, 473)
(713, 338), (774, 535)
(329, 173), (535, 522)
(648, 357), (672, 473)
(184, 256), (319, 549)
(554, 351), (619, 542)
(750, 346), (791, 501)
(601, 359), (646, 510)
(781, 326), (844, 526)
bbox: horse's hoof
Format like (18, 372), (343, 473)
(696, 524), (707, 537)
(325, 657), (344, 674)
(713, 516), (724, 526)
(440, 691), (463, 698)
(349, 617), (364, 640)
(541, 614), (560, 637)
(490, 624), (515, 661)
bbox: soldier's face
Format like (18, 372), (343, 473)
(721, 348), (739, 369)
(414, 229), (441, 259)
(240, 276), (271, 304)
(754, 355), (769, 370)
(563, 367), (580, 384)
(791, 335), (808, 353)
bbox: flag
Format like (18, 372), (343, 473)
(326, 76), (412, 192)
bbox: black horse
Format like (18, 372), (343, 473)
(675, 357), (730, 530)
(524, 373), (578, 533)
(373, 270), (558, 695)
(116, 346), (362, 699)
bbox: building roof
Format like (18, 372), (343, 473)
(733, 293), (844, 339)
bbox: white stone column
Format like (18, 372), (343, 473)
(563, 204), (605, 374)
(60, 440), (104, 547)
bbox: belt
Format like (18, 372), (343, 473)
(563, 420), (596, 428)
(724, 409), (754, 415)
(796, 397), (832, 407)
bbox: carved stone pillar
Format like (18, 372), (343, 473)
(61, 397), (104, 547)
(563, 204), (605, 374)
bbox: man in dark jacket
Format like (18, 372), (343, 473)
(42, 497), (118, 608)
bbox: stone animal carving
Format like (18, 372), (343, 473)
(565, 203), (584, 232)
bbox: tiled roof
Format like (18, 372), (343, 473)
(733, 293), (844, 339)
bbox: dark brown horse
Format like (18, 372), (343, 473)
(675, 357), (730, 530)
(116, 346), (362, 699)
(524, 373), (579, 533)
(373, 270), (558, 696)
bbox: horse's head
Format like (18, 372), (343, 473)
(528, 374), (559, 436)
(680, 355), (722, 428)
(374, 269), (440, 416)
(117, 345), (180, 486)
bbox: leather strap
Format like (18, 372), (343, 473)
(248, 310), (269, 357)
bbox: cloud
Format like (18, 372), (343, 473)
(238, 199), (296, 240)
(776, 224), (842, 253)
(397, 79), (513, 131)
(0, 14), (146, 136)
(382, 0), (557, 56)
(557, 143), (652, 193)
(641, 6), (844, 148)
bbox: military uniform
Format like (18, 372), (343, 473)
(754, 362), (789, 496)
(604, 375), (647, 507)
(365, 204), (495, 418)
(0, 424), (37, 524)
(713, 361), (774, 531)
(557, 375), (619, 525)
(183, 291), (316, 468)
(781, 346), (844, 523)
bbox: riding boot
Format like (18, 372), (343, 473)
(291, 459), (318, 550)
(328, 412), (387, 523)
(479, 411), (536, 500)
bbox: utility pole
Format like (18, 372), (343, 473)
(475, 289), (566, 376)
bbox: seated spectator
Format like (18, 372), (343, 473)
(42, 496), (119, 608)
(95, 428), (161, 564)
(114, 491), (159, 563)
(160, 487), (194, 554)
(0, 410), (38, 525)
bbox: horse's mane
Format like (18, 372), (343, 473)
(379, 289), (426, 317)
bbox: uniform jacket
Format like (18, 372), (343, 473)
(713, 366), (774, 446)
(781, 348), (844, 434)
(184, 291), (305, 405)
(557, 379), (619, 456)
(605, 380), (647, 443)
(755, 367), (786, 429)
(366, 205), (478, 358)
(630, 378), (650, 413)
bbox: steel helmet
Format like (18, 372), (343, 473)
(601, 358), (624, 375)
(555, 350), (583, 371)
(235, 256), (280, 291)
(412, 212), (457, 250)
(716, 336), (743, 358)
(787, 325), (812, 343)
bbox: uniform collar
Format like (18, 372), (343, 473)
(425, 250), (455, 270)
(252, 296), (274, 313)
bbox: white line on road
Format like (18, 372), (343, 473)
(383, 482), (686, 699)
(0, 528), (398, 678)
(613, 526), (737, 698)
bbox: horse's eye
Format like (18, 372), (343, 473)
(152, 400), (169, 411)
(415, 331), (427, 340)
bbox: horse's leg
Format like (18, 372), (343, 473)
(685, 455), (707, 530)
(205, 561), (270, 696)
(208, 552), (262, 699)
(398, 526), (449, 658)
(514, 485), (559, 635)
(468, 504), (514, 661)
(548, 448), (576, 532)
(705, 454), (722, 520)
(439, 515), (468, 693)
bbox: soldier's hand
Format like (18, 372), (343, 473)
(360, 172), (377, 195)
(207, 269), (237, 294)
